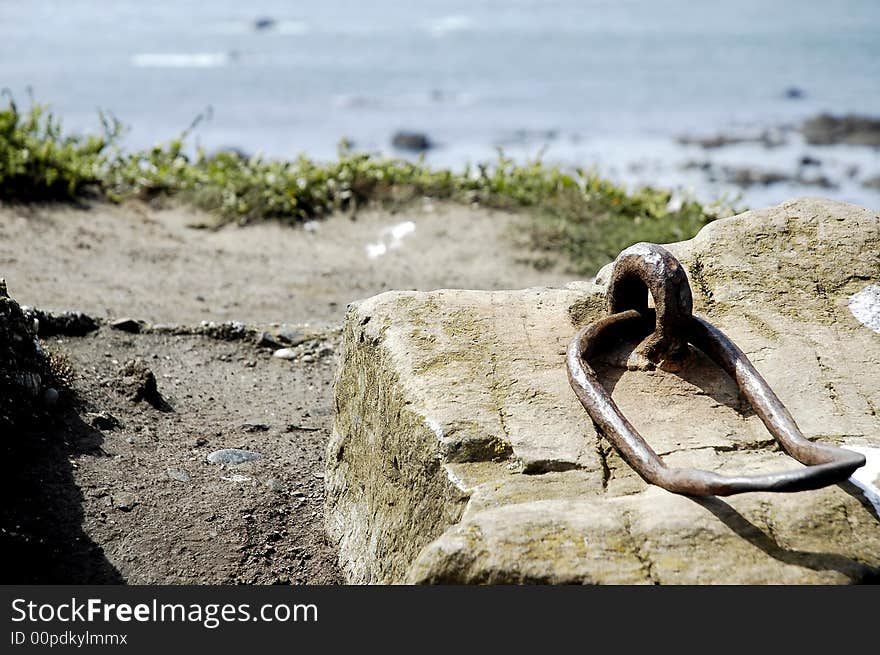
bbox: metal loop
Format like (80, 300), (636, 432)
(567, 244), (866, 496)
(606, 243), (692, 362)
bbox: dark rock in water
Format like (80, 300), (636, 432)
(391, 131), (432, 152)
(784, 87), (806, 99)
(723, 166), (793, 187)
(111, 317), (142, 333)
(254, 17), (276, 31)
(207, 448), (262, 465)
(497, 128), (559, 146)
(799, 155), (822, 167)
(797, 173), (837, 189)
(116, 358), (171, 410)
(678, 130), (786, 149)
(863, 175), (880, 190)
(27, 308), (100, 337)
(722, 165), (837, 189)
(801, 114), (880, 146)
(681, 160), (712, 171)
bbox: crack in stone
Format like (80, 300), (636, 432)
(838, 501), (860, 547)
(621, 510), (659, 585)
(712, 438), (780, 454)
(480, 345), (516, 465)
(758, 501), (780, 547)
(827, 320), (879, 420)
(595, 436), (612, 492)
(656, 438), (778, 458)
(814, 351), (847, 416)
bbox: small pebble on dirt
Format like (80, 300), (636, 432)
(277, 328), (305, 344)
(222, 474), (252, 483)
(113, 492), (138, 511)
(43, 387), (59, 407)
(257, 332), (284, 349)
(241, 421), (270, 433)
(116, 358), (167, 409)
(272, 348), (297, 360)
(207, 448), (262, 465)
(111, 317), (142, 333)
(87, 411), (120, 431)
(167, 468), (191, 483)
(265, 478), (284, 492)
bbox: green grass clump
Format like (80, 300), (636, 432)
(517, 174), (717, 273)
(0, 99), (729, 273)
(0, 96), (117, 200)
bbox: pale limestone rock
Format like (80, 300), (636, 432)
(325, 198), (880, 584)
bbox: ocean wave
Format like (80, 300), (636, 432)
(332, 90), (475, 111)
(276, 20), (309, 35)
(427, 15), (473, 37)
(131, 52), (232, 68)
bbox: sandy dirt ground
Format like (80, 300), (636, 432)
(0, 199), (569, 584)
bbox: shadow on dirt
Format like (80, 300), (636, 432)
(0, 403), (124, 583)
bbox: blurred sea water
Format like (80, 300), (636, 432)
(2, 0), (879, 207)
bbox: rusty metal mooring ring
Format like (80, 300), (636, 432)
(566, 242), (866, 496)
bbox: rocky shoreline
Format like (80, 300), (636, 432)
(390, 112), (880, 210)
(673, 114), (880, 195)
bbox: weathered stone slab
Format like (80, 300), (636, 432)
(325, 198), (880, 584)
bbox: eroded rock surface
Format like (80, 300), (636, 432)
(325, 198), (880, 584)
(0, 279), (49, 430)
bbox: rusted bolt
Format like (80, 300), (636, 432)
(567, 243), (865, 496)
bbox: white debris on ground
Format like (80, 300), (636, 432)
(849, 284), (880, 333)
(366, 221), (416, 259)
(130, 52), (230, 68)
(221, 474), (252, 483)
(845, 445), (880, 516)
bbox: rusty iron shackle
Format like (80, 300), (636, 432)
(566, 243), (866, 496)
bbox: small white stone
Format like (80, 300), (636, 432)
(222, 474), (251, 483)
(849, 284), (880, 333)
(844, 444), (880, 515)
(207, 448), (261, 465)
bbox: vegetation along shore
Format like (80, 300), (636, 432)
(0, 98), (725, 274)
